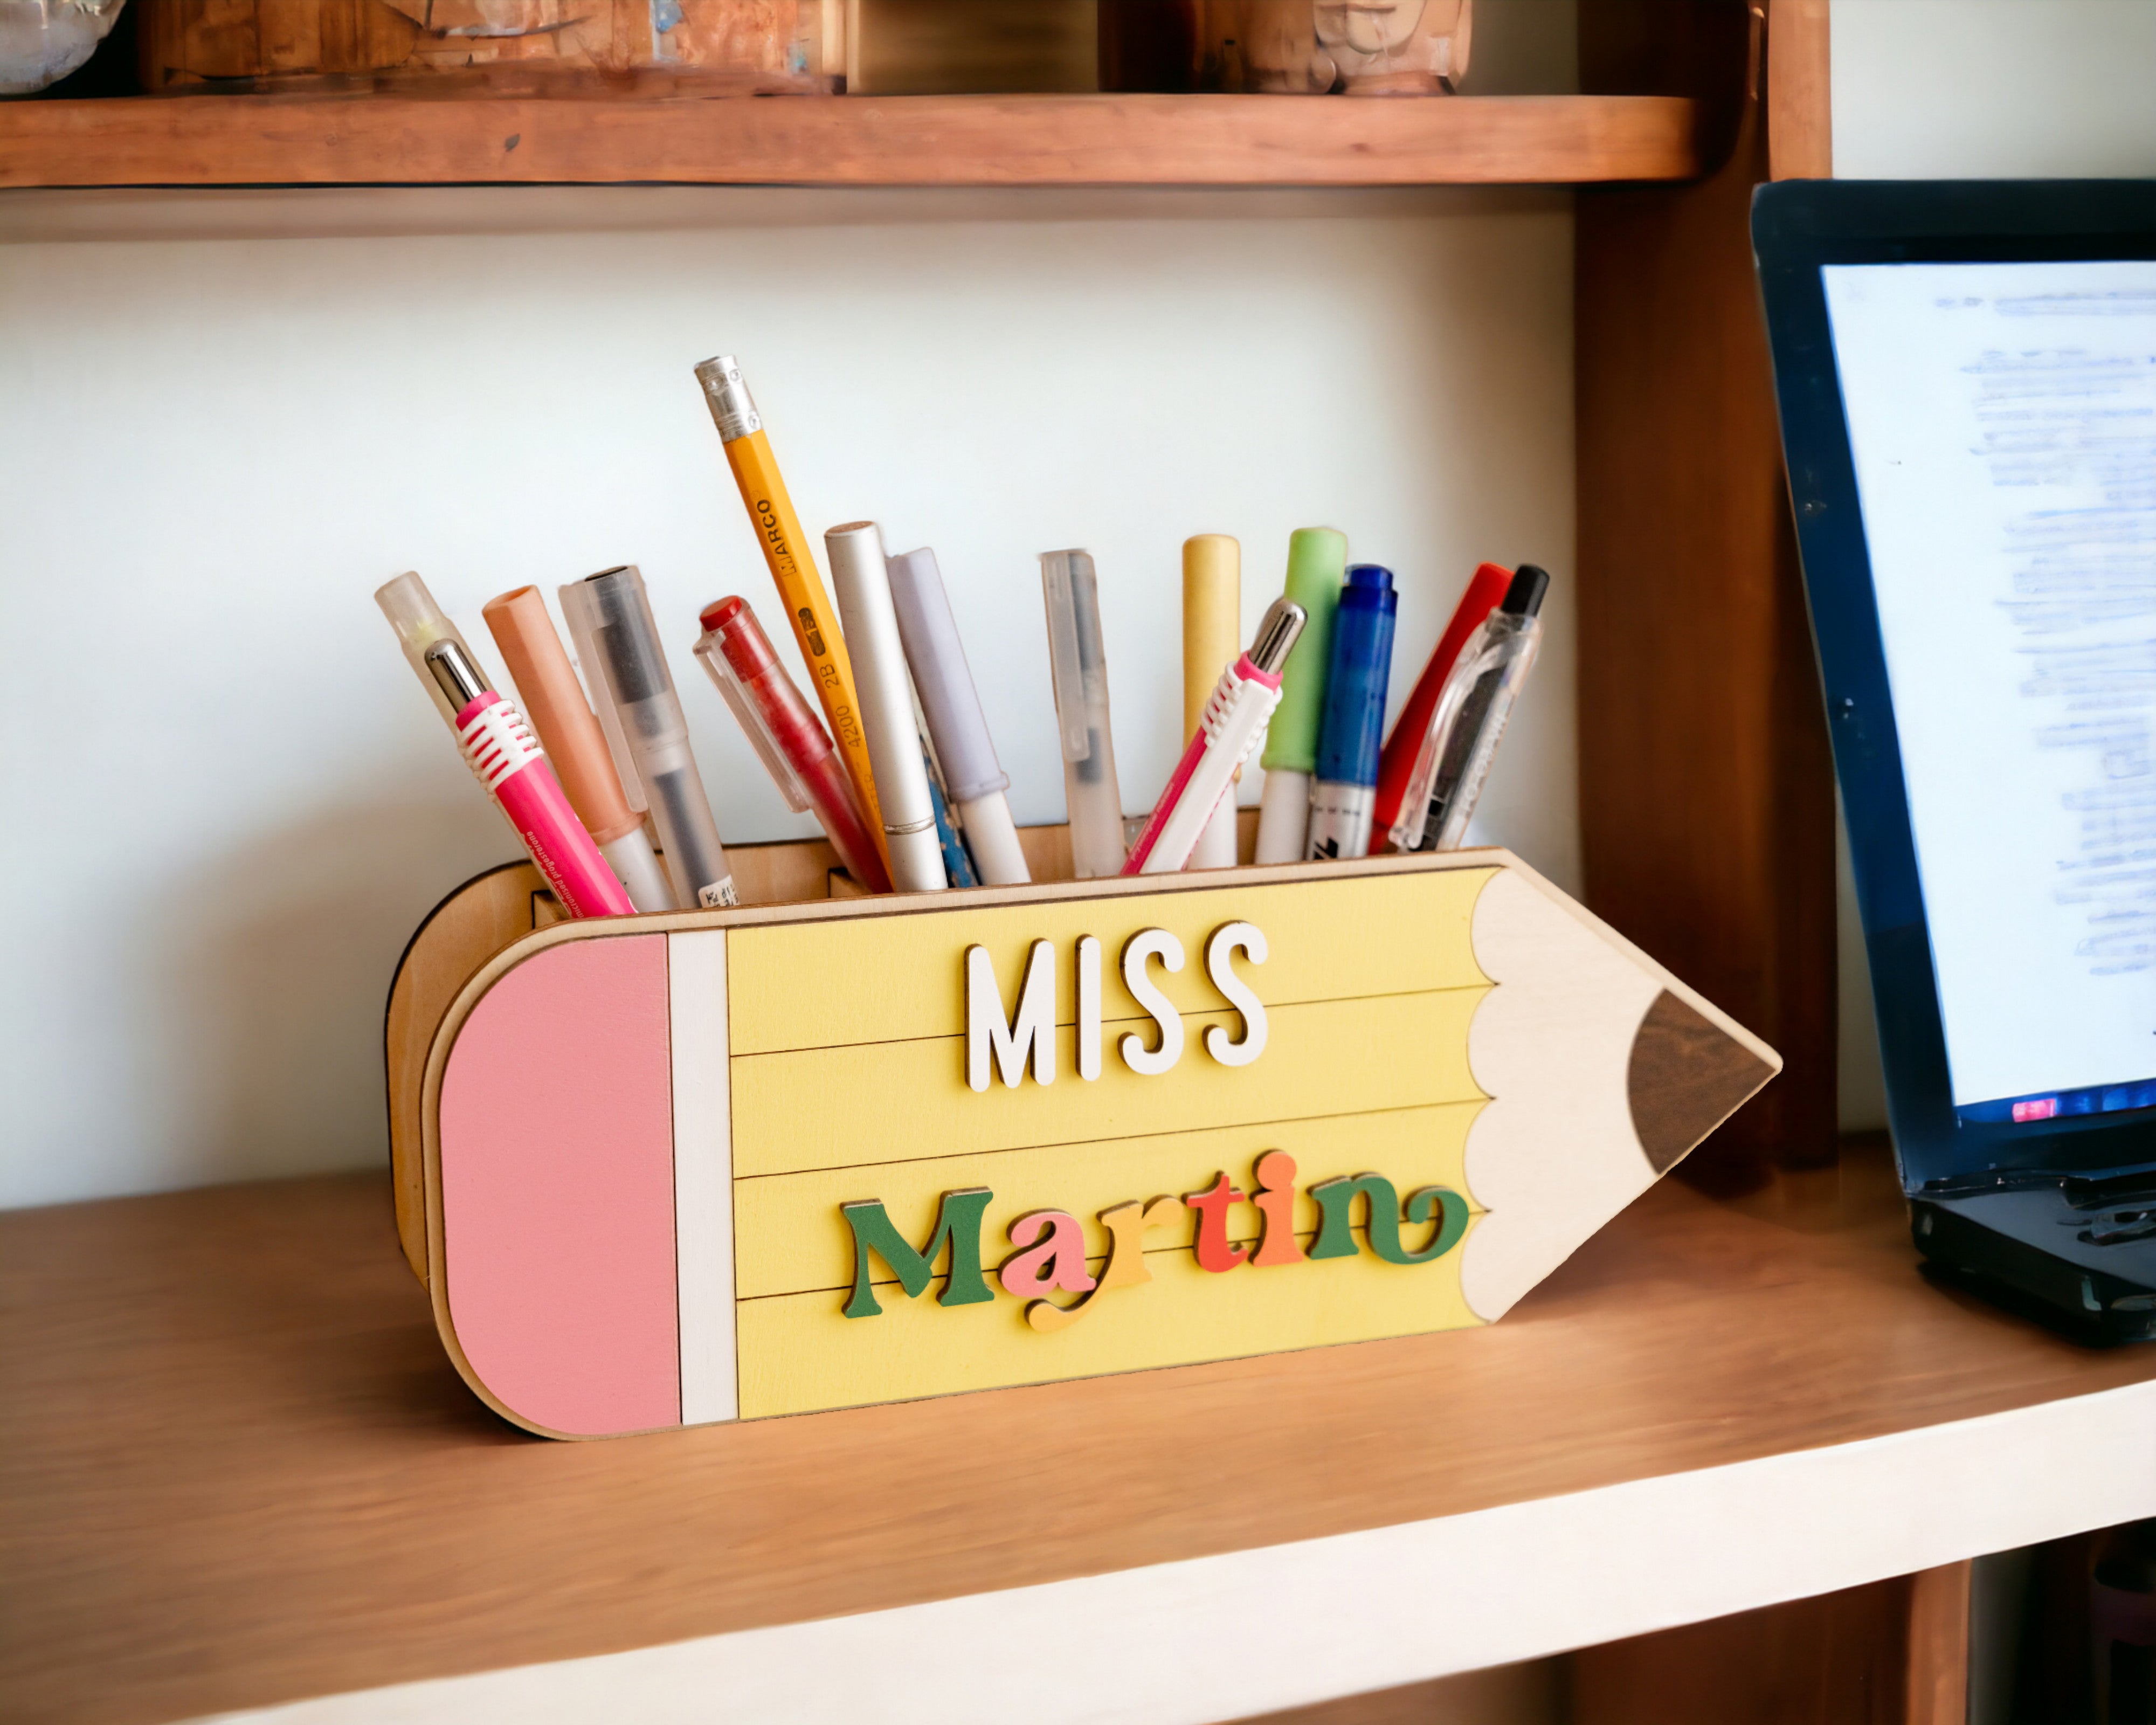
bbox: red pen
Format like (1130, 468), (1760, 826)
(1370, 561), (1514, 850)
(693, 597), (893, 895)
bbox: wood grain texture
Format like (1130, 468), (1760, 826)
(1570, 1572), (1918, 1723)
(1575, 0), (1839, 1186)
(1765, 0), (1832, 181)
(139, 0), (831, 91)
(0, 92), (1704, 191)
(6, 1141), (2151, 1725)
(1567, 1556), (1969, 1724)
(1627, 990), (1775, 1174)
(1230, 1662), (1559, 1725)
(1902, 1561), (1972, 1725)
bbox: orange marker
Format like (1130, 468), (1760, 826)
(482, 585), (675, 912)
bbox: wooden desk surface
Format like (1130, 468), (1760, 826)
(5, 1142), (2151, 1725)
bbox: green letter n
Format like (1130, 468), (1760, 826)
(839, 1188), (996, 1318)
(1308, 1175), (1469, 1266)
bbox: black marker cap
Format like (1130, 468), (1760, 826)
(1500, 563), (1550, 618)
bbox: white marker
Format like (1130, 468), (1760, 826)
(886, 546), (1030, 886)
(827, 522), (948, 894)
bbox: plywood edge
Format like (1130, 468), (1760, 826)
(382, 861), (544, 1283)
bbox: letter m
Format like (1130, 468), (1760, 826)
(966, 941), (1056, 1092)
(839, 1188), (996, 1319)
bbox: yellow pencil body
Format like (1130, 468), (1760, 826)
(1183, 533), (1242, 870)
(1183, 534), (1241, 736)
(699, 360), (887, 867)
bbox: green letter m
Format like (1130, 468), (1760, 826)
(839, 1188), (996, 1318)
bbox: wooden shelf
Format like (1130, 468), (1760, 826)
(0, 92), (1703, 191)
(6, 1139), (2153, 1724)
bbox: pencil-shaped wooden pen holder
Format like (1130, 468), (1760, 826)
(385, 829), (1779, 1440)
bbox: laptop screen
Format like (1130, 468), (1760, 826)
(1820, 259), (2156, 1127)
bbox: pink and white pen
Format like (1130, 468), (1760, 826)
(376, 572), (634, 921)
(1124, 596), (1306, 876)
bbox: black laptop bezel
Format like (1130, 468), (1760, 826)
(1750, 178), (2156, 1198)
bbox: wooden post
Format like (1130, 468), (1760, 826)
(1568, 1560), (1973, 1723)
(1575, 0), (1839, 1188)
(1904, 1561), (1974, 1725)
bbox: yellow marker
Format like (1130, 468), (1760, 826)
(695, 355), (887, 868)
(1182, 534), (1242, 870)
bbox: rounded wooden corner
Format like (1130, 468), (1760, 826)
(383, 862), (549, 1285)
(417, 916), (669, 1441)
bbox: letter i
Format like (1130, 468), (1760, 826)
(1250, 1151), (1304, 1267)
(1077, 935), (1102, 1081)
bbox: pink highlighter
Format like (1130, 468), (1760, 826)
(377, 572), (633, 921)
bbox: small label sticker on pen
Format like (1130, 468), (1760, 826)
(700, 880), (740, 909)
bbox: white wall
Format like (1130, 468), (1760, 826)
(1833, 0), (2156, 181)
(0, 184), (1578, 1210)
(1827, 0), (2156, 1131)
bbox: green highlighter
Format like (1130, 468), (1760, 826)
(1252, 527), (1348, 864)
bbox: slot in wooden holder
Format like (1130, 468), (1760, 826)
(385, 818), (1779, 1440)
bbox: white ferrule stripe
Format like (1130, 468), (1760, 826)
(457, 698), (545, 792)
(1221, 682), (1282, 768)
(1199, 667), (1241, 741)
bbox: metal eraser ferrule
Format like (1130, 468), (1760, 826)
(694, 355), (764, 444)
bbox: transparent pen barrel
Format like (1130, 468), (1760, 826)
(625, 713), (734, 907)
(1430, 680), (1522, 850)
(1392, 616), (1541, 853)
(1062, 736), (1128, 878)
(1041, 549), (1126, 879)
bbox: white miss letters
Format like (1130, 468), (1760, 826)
(965, 922), (1268, 1093)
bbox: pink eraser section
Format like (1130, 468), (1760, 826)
(438, 933), (680, 1436)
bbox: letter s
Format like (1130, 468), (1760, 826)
(1118, 928), (1184, 1077)
(1203, 921), (1268, 1067)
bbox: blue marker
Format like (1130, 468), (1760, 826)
(918, 733), (980, 888)
(1306, 563), (1398, 860)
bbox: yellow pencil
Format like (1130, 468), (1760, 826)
(695, 355), (886, 868)
(1183, 534), (1242, 871)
